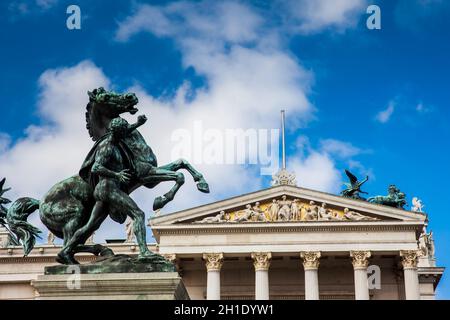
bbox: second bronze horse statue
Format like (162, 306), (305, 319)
(4, 88), (209, 264)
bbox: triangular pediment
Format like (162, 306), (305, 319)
(150, 185), (426, 227)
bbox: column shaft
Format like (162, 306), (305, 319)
(403, 268), (420, 300)
(255, 270), (269, 300)
(401, 250), (422, 300)
(300, 251), (321, 300)
(353, 268), (370, 300)
(206, 270), (221, 300)
(304, 269), (319, 300)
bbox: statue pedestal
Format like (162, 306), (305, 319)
(31, 254), (189, 300)
(32, 272), (189, 300)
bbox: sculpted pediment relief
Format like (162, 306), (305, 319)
(191, 195), (379, 224)
(150, 185), (426, 227)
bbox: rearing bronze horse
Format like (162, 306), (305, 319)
(5, 88), (209, 264)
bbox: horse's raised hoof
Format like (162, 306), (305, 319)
(153, 195), (168, 211)
(56, 252), (79, 265)
(196, 180), (210, 193)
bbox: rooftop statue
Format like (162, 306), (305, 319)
(368, 184), (407, 209)
(412, 197), (425, 213)
(340, 170), (369, 200)
(2, 87), (210, 265)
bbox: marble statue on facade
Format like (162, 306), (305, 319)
(304, 201), (319, 221)
(125, 216), (135, 242)
(252, 202), (267, 222)
(318, 203), (341, 221)
(420, 231), (435, 258)
(277, 196), (292, 221)
(343, 208), (377, 221)
(412, 197), (425, 213)
(197, 211), (228, 223)
(47, 232), (55, 245)
(291, 199), (301, 221)
(268, 199), (279, 222)
(235, 205), (257, 222)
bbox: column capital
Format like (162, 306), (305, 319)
(251, 252), (272, 271)
(203, 253), (224, 271)
(350, 250), (371, 269)
(300, 251), (321, 270)
(400, 250), (422, 269)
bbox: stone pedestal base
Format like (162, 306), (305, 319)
(32, 272), (189, 300)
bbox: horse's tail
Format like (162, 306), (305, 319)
(6, 197), (41, 256)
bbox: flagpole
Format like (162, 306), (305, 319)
(281, 110), (286, 170)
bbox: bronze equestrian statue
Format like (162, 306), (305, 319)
(3, 88), (209, 264)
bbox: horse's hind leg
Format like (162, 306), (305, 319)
(58, 202), (108, 265)
(159, 159), (209, 193)
(57, 217), (85, 265)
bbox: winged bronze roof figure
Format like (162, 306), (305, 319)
(340, 169), (369, 200)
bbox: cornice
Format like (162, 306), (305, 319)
(152, 221), (423, 238)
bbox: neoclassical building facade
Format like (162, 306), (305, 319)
(0, 183), (444, 300)
(150, 184), (443, 300)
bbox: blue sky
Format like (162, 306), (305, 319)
(0, 0), (449, 298)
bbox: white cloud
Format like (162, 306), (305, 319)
(8, 0), (58, 15)
(289, 137), (367, 193)
(375, 101), (395, 123)
(348, 159), (375, 180)
(116, 1), (263, 44)
(319, 139), (363, 158)
(290, 152), (341, 193)
(280, 0), (368, 34)
(0, 133), (11, 154)
(35, 0), (57, 9)
(115, 1), (314, 124)
(416, 102), (432, 114)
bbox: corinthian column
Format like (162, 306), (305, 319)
(400, 250), (422, 300)
(300, 251), (321, 300)
(350, 251), (371, 300)
(251, 252), (272, 300)
(203, 253), (224, 300)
